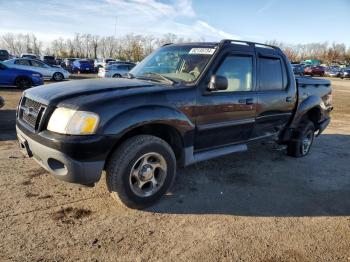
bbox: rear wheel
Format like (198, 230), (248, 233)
(15, 77), (32, 89)
(287, 120), (315, 157)
(106, 135), (176, 209)
(113, 74), (122, 78)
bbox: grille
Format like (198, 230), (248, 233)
(24, 98), (42, 112)
(19, 97), (46, 130)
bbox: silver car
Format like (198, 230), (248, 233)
(4, 58), (70, 81)
(98, 63), (135, 78)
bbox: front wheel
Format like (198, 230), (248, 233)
(287, 120), (315, 157)
(106, 135), (176, 209)
(15, 77), (32, 89)
(53, 72), (64, 81)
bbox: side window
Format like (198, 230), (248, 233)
(215, 56), (253, 92)
(258, 57), (285, 91)
(30, 60), (46, 68)
(15, 59), (30, 66)
(118, 65), (128, 70)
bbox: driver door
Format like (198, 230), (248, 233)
(194, 50), (257, 150)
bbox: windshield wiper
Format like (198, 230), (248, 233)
(142, 72), (177, 85)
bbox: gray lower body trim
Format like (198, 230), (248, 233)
(197, 118), (255, 131)
(183, 143), (248, 166)
(16, 127), (104, 186)
(256, 113), (292, 120)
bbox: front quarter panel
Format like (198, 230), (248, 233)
(102, 105), (195, 145)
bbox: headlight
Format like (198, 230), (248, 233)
(47, 108), (99, 135)
(32, 73), (42, 77)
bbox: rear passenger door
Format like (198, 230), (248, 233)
(30, 60), (51, 77)
(14, 59), (31, 70)
(252, 52), (295, 139)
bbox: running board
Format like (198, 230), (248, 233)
(182, 144), (248, 166)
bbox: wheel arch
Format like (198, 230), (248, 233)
(102, 106), (195, 168)
(291, 95), (322, 129)
(14, 75), (33, 86)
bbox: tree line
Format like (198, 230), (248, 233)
(0, 33), (197, 62)
(1, 32), (349, 64)
(266, 40), (350, 64)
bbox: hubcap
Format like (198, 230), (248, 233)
(302, 131), (313, 155)
(129, 152), (167, 197)
(55, 73), (62, 80)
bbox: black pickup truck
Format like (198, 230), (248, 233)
(16, 40), (333, 209)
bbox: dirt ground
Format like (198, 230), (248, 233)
(0, 77), (349, 261)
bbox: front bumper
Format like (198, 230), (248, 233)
(32, 77), (44, 86)
(16, 126), (104, 186)
(63, 71), (70, 79)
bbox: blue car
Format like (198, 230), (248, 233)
(0, 61), (43, 89)
(71, 59), (94, 73)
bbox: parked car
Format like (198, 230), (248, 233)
(94, 58), (116, 69)
(62, 58), (78, 71)
(340, 68), (350, 79)
(16, 40), (332, 209)
(325, 67), (341, 77)
(42, 55), (57, 66)
(4, 58), (69, 81)
(21, 53), (38, 59)
(0, 96), (4, 108)
(98, 63), (135, 78)
(71, 59), (94, 73)
(304, 65), (325, 76)
(0, 50), (10, 61)
(56, 58), (63, 66)
(0, 61), (43, 88)
(291, 64), (304, 76)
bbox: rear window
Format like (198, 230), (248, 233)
(258, 57), (285, 91)
(0, 50), (9, 55)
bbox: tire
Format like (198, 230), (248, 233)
(287, 120), (315, 158)
(15, 77), (32, 89)
(106, 135), (176, 209)
(112, 74), (121, 78)
(53, 72), (64, 81)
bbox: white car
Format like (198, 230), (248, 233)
(94, 58), (116, 69)
(98, 63), (135, 78)
(4, 58), (70, 81)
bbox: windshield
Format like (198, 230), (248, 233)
(130, 45), (217, 84)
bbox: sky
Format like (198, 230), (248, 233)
(0, 0), (349, 46)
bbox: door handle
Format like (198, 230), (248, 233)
(286, 96), (293, 103)
(238, 98), (254, 105)
(245, 98), (254, 105)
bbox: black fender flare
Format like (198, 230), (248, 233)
(291, 95), (322, 129)
(102, 105), (195, 146)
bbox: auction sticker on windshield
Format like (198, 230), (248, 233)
(189, 48), (216, 55)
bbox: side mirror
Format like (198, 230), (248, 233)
(208, 75), (228, 91)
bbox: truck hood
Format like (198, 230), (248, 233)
(24, 78), (158, 105)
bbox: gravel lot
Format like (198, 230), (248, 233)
(0, 77), (349, 261)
